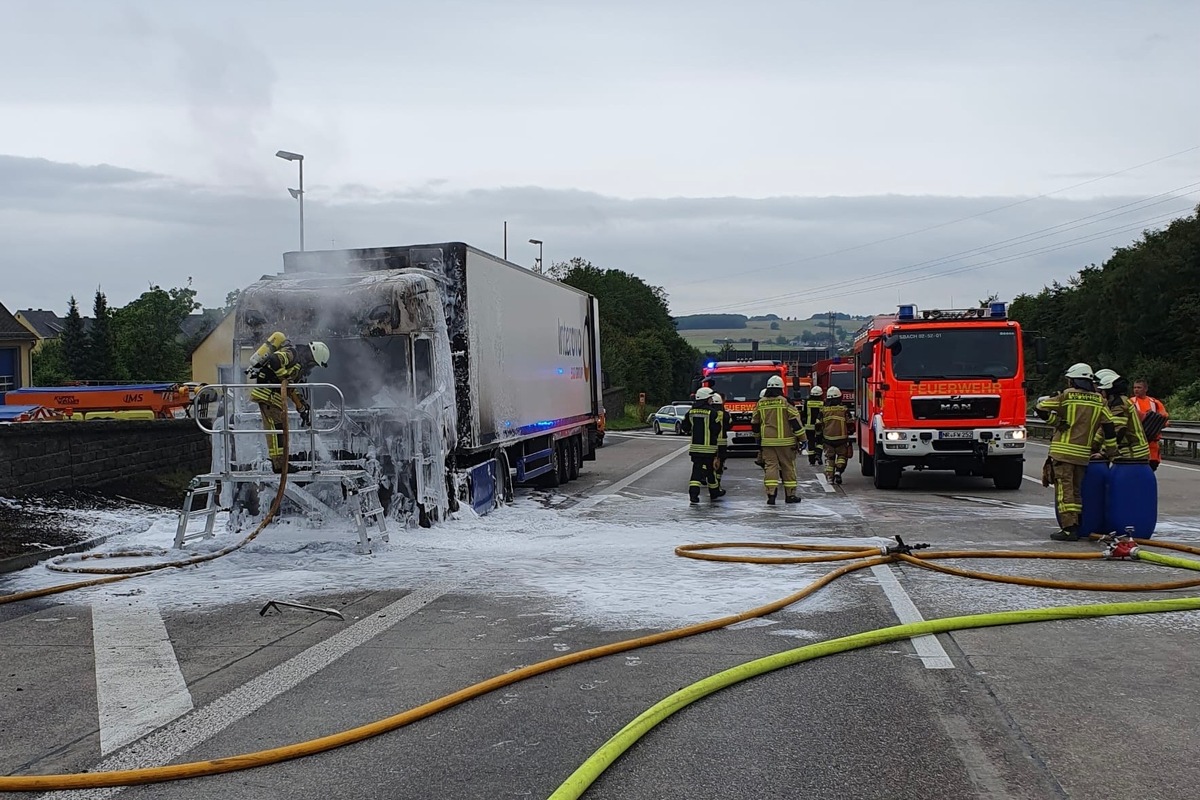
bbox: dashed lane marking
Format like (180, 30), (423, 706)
(870, 564), (955, 670)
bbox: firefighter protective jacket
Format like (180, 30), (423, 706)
(681, 403), (724, 455)
(820, 404), (851, 444)
(752, 395), (802, 447)
(249, 344), (314, 411)
(1036, 389), (1117, 466)
(1095, 395), (1151, 462)
(804, 398), (823, 432)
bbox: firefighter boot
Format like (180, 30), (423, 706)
(689, 487), (701, 505)
(785, 494), (802, 504)
(1050, 526), (1080, 542)
(271, 455), (288, 474)
(710, 489), (726, 501)
(766, 492), (777, 506)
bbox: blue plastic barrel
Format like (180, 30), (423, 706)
(1053, 460), (1109, 537)
(1107, 461), (1157, 538)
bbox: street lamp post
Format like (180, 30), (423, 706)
(529, 238), (543, 274)
(275, 150), (305, 251)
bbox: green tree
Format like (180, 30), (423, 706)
(223, 289), (241, 312)
(114, 281), (201, 381)
(88, 289), (120, 382)
(31, 338), (69, 386)
(61, 296), (89, 381)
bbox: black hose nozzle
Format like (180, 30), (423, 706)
(887, 535), (931, 556)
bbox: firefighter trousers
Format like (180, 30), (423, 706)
(824, 440), (851, 480)
(806, 430), (822, 464)
(762, 446), (798, 498)
(688, 454), (720, 501)
(258, 402), (288, 473)
(1052, 460), (1087, 529)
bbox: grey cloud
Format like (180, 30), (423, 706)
(2, 155), (1195, 323)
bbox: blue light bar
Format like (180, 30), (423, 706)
(706, 361), (717, 369)
(989, 301), (1007, 318)
(897, 304), (916, 321)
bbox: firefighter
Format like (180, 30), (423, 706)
(248, 338), (331, 473)
(804, 386), (825, 466)
(711, 393), (731, 491)
(820, 386), (852, 485)
(1035, 363), (1118, 541)
(754, 388), (768, 469)
(1094, 369), (1150, 463)
(680, 387), (725, 504)
(751, 375), (803, 505)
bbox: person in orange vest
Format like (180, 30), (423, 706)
(1130, 379), (1169, 471)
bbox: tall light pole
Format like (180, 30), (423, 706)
(275, 150), (305, 251)
(529, 238), (543, 274)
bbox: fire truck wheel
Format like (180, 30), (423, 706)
(991, 458), (1024, 490)
(873, 458), (901, 490)
(860, 448), (875, 477)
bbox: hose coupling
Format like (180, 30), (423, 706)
(885, 535), (931, 556)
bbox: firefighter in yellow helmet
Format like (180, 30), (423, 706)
(680, 387), (726, 504)
(1035, 363), (1118, 541)
(247, 335), (331, 473)
(751, 375), (803, 505)
(820, 386), (852, 484)
(804, 385), (825, 466)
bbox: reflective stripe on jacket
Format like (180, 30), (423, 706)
(1037, 389), (1117, 466)
(821, 404), (850, 443)
(682, 406), (722, 454)
(752, 396), (802, 447)
(804, 399), (823, 431)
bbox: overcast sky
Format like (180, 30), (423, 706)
(2, 0), (1198, 319)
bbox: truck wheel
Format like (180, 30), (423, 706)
(873, 458), (901, 489)
(992, 459), (1024, 490)
(568, 436), (581, 481)
(860, 447), (875, 477)
(541, 442), (562, 488)
(556, 440), (571, 484)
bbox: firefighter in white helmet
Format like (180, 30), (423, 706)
(680, 387), (726, 504)
(711, 393), (731, 492)
(751, 374), (803, 505)
(1034, 363), (1118, 540)
(820, 386), (852, 484)
(248, 337), (332, 473)
(804, 385), (825, 466)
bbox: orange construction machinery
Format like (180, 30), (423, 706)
(698, 359), (808, 451)
(853, 303), (1031, 491)
(2, 383), (204, 420)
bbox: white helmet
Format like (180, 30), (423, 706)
(810, 386), (824, 398)
(1094, 368), (1119, 390)
(695, 387), (715, 401)
(759, 389), (767, 398)
(310, 341), (331, 367)
(1065, 362), (1094, 380)
(826, 386), (842, 400)
(766, 375), (785, 389)
(711, 393), (724, 405)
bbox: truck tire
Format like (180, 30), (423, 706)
(556, 440), (571, 484)
(541, 442), (562, 488)
(860, 447), (875, 477)
(992, 458), (1024, 490)
(873, 457), (901, 489)
(568, 436), (581, 481)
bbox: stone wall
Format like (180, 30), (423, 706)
(0, 420), (211, 496)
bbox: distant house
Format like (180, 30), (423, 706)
(15, 308), (92, 353)
(189, 312), (235, 385)
(0, 301), (36, 393)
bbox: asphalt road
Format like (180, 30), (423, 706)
(2, 432), (1199, 800)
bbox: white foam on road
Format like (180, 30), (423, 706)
(91, 593), (193, 755)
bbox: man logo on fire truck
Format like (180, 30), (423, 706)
(853, 302), (1029, 492)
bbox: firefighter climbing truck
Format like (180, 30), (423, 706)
(853, 303), (1028, 490)
(698, 359), (806, 452)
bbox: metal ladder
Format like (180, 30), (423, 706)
(346, 478), (388, 554)
(175, 475), (220, 548)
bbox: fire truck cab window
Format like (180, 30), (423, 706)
(890, 329), (1018, 380)
(830, 371), (856, 390)
(706, 373), (775, 402)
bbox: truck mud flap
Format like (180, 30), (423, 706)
(467, 459), (500, 515)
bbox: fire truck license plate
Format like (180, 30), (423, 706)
(939, 431), (974, 439)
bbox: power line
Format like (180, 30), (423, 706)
(671, 143), (1200, 289)
(680, 186), (1200, 316)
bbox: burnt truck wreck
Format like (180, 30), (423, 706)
(178, 242), (604, 545)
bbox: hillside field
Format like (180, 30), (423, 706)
(677, 318), (857, 351)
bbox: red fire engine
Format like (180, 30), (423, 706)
(852, 303), (1029, 490)
(699, 359), (800, 451)
(811, 357), (857, 441)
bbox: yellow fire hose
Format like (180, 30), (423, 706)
(2, 530), (1200, 793)
(0, 379), (294, 607)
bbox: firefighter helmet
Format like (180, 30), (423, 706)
(826, 386), (842, 400)
(810, 386), (824, 398)
(310, 341), (331, 368)
(1094, 368), (1119, 390)
(759, 389), (767, 398)
(1065, 363), (1094, 380)
(711, 393), (724, 405)
(695, 387), (715, 401)
(766, 375), (785, 389)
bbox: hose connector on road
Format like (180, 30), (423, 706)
(883, 535), (931, 556)
(1102, 529), (1141, 560)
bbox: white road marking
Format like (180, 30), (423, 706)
(91, 595), (193, 756)
(46, 584), (451, 800)
(870, 564), (955, 670)
(815, 474), (837, 493)
(570, 444), (690, 512)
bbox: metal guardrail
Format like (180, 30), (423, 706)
(1025, 416), (1200, 460)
